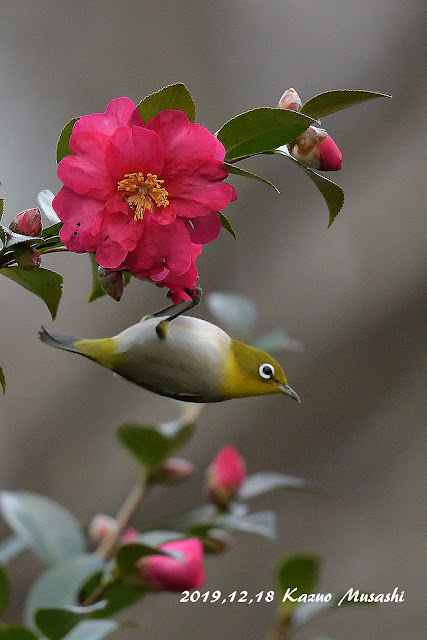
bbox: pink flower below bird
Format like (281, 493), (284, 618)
(53, 97), (236, 301)
(137, 537), (205, 592)
(207, 445), (247, 508)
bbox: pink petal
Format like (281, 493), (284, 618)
(57, 155), (115, 200)
(126, 217), (191, 276)
(319, 135), (343, 171)
(69, 130), (109, 170)
(140, 538), (204, 592)
(54, 187), (104, 253)
(184, 212), (221, 244)
(105, 125), (164, 180)
(95, 210), (145, 269)
(146, 110), (219, 173)
(149, 200), (177, 226)
(73, 97), (143, 136)
(167, 163), (235, 218)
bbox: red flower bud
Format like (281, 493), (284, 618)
(13, 246), (41, 269)
(88, 514), (118, 543)
(137, 538), (205, 592)
(151, 457), (195, 484)
(289, 126), (342, 171)
(97, 267), (124, 301)
(278, 88), (302, 112)
(9, 208), (42, 237)
(206, 446), (247, 508)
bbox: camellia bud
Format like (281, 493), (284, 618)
(136, 538), (205, 592)
(203, 528), (233, 553)
(88, 514), (119, 543)
(278, 87), (302, 112)
(13, 246), (41, 269)
(9, 208), (42, 237)
(289, 125), (343, 171)
(97, 267), (124, 301)
(150, 457), (195, 484)
(121, 527), (139, 544)
(206, 445), (247, 509)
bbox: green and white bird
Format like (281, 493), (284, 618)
(39, 316), (300, 404)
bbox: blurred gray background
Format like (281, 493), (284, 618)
(0, 1), (425, 638)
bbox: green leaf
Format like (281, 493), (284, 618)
(0, 267), (63, 319)
(157, 417), (196, 453)
(60, 620), (118, 640)
(81, 572), (142, 618)
(0, 535), (27, 564)
(206, 291), (257, 337)
(254, 329), (304, 354)
(0, 565), (10, 615)
(24, 554), (104, 628)
(57, 118), (78, 164)
(137, 83), (196, 122)
(0, 491), (86, 566)
(224, 162), (279, 193)
(238, 472), (320, 500)
(274, 147), (344, 226)
(35, 603), (107, 640)
(277, 554), (321, 614)
(116, 542), (173, 577)
(217, 108), (313, 162)
(301, 90), (391, 120)
(219, 212), (236, 239)
(216, 510), (276, 539)
(117, 424), (170, 468)
(88, 254), (106, 302)
(41, 223), (62, 240)
(0, 365), (5, 395)
(0, 627), (38, 640)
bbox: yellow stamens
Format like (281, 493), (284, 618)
(117, 172), (169, 221)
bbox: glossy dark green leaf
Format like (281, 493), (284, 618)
(35, 603), (107, 640)
(137, 83), (196, 122)
(0, 565), (10, 615)
(238, 472), (320, 500)
(0, 627), (38, 640)
(301, 90), (391, 120)
(219, 212), (236, 239)
(60, 620), (118, 640)
(224, 162), (279, 192)
(0, 267), (63, 319)
(157, 417), (196, 453)
(57, 118), (78, 164)
(117, 424), (170, 468)
(0, 491), (85, 566)
(0, 365), (5, 395)
(24, 554), (104, 628)
(41, 223), (62, 240)
(81, 572), (142, 618)
(274, 147), (344, 226)
(277, 554), (321, 614)
(217, 108), (313, 161)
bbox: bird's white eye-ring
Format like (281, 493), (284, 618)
(259, 363), (275, 379)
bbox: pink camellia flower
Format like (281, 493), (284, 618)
(53, 97), (236, 300)
(9, 208), (42, 237)
(206, 445), (247, 508)
(289, 125), (343, 171)
(137, 537), (205, 592)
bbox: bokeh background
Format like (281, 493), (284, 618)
(0, 1), (425, 639)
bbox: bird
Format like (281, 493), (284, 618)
(39, 316), (300, 404)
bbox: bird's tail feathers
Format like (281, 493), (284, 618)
(39, 326), (81, 355)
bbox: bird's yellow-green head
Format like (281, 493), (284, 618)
(219, 339), (301, 402)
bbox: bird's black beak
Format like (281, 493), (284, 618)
(277, 383), (301, 403)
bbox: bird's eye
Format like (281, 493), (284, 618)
(259, 363), (275, 379)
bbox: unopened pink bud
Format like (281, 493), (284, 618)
(136, 538), (205, 592)
(278, 88), (302, 112)
(13, 246), (41, 269)
(206, 446), (247, 508)
(151, 457), (195, 484)
(121, 527), (139, 544)
(289, 126), (342, 171)
(97, 267), (124, 301)
(9, 208), (42, 237)
(89, 514), (118, 543)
